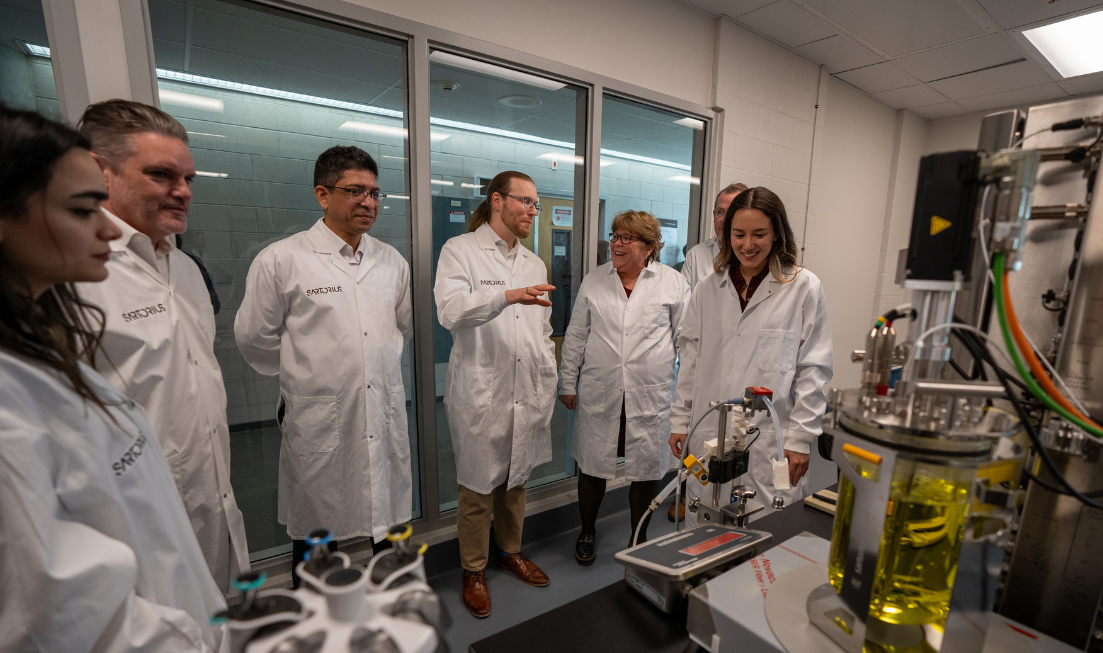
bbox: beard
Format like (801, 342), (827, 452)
(503, 210), (531, 239)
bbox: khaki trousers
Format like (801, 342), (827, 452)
(457, 483), (527, 571)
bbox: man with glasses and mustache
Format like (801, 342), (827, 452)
(75, 100), (250, 594)
(236, 146), (413, 587)
(434, 170), (558, 618)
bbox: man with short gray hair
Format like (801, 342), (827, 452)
(681, 182), (748, 291)
(76, 99), (250, 594)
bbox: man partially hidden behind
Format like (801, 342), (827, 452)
(75, 100), (249, 593)
(236, 146), (413, 587)
(434, 170), (559, 618)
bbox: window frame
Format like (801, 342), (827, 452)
(47, 0), (724, 565)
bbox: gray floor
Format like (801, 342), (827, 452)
(427, 492), (684, 653)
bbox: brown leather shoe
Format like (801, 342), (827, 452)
(668, 495), (685, 522)
(495, 552), (550, 587)
(462, 569), (491, 618)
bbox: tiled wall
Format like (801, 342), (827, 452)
(161, 79), (694, 425)
(0, 46), (60, 120)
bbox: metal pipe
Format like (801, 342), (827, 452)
(912, 381), (1007, 398)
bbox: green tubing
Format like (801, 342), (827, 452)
(992, 253), (1103, 439)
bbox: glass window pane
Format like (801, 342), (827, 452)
(598, 96), (706, 268)
(149, 0), (417, 561)
(428, 52), (586, 511)
(0, 0), (60, 121)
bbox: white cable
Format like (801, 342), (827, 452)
(902, 322), (1017, 380)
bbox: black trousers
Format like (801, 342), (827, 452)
(576, 400), (662, 544)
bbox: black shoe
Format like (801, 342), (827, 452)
(575, 532), (596, 566)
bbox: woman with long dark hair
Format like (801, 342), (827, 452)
(0, 106), (226, 652)
(668, 187), (834, 520)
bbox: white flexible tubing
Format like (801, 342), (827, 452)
(761, 396), (786, 503)
(632, 468), (691, 547)
(902, 323), (1016, 381)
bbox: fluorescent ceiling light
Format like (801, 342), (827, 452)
(339, 121), (449, 141)
(389, 195), (410, 200)
(600, 159), (616, 167)
(1024, 10), (1103, 78)
(674, 117), (704, 130)
(23, 43), (50, 57)
(461, 183), (484, 188)
(668, 175), (700, 185)
(160, 89), (224, 112)
(156, 69), (692, 170)
(537, 152), (585, 165)
(196, 171), (228, 178)
(429, 51), (566, 91)
(431, 180), (454, 186)
(187, 131), (224, 138)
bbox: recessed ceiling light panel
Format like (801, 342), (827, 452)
(1023, 10), (1103, 78)
(500, 95), (542, 109)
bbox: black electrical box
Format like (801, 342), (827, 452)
(905, 151), (981, 284)
(708, 449), (750, 486)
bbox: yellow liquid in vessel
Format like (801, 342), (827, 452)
(868, 475), (969, 625)
(828, 475), (855, 593)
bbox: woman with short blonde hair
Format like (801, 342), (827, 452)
(558, 210), (691, 564)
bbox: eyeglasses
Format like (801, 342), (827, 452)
(502, 194), (541, 214)
(326, 186), (387, 203)
(609, 232), (643, 244)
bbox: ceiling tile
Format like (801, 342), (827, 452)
(802, 0), (987, 57)
(796, 34), (881, 72)
(928, 60), (1052, 100)
(975, 0), (1103, 30)
(872, 84), (950, 109)
(680, 0), (776, 19)
(892, 34), (1024, 82)
(911, 101), (970, 120)
(956, 82), (1067, 112)
(1058, 71), (1103, 96)
(835, 62), (919, 94)
(737, 1), (836, 47)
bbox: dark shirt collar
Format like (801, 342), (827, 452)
(729, 264), (771, 311)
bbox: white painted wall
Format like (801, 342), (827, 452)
(351, 0), (717, 108)
(925, 112), (986, 155)
(805, 79), (897, 390)
(871, 110), (928, 321)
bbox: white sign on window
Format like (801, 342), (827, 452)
(449, 211), (466, 223)
(552, 206), (573, 227)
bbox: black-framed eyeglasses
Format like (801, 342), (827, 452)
(326, 186), (387, 203)
(609, 232), (643, 244)
(502, 193), (541, 214)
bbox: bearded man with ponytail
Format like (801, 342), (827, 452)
(433, 170), (558, 618)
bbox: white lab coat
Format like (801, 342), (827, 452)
(434, 224), (557, 495)
(76, 210), (249, 594)
(235, 218), (413, 541)
(0, 349), (227, 653)
(558, 261), (691, 480)
(671, 267), (833, 521)
(681, 236), (720, 292)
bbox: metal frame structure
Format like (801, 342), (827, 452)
(39, 0), (725, 564)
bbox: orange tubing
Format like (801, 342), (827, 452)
(1001, 266), (1101, 429)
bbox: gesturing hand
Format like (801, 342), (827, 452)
(505, 284), (555, 307)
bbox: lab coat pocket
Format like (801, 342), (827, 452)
(577, 376), (607, 418)
(454, 365), (497, 418)
(386, 385), (409, 441)
(283, 394), (340, 454)
(642, 305), (669, 339)
(755, 329), (797, 373)
(537, 366), (558, 412)
(384, 288), (395, 306)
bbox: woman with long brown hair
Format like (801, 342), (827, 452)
(0, 106), (227, 651)
(668, 186), (834, 520)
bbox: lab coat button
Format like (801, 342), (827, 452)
(363, 331), (368, 336)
